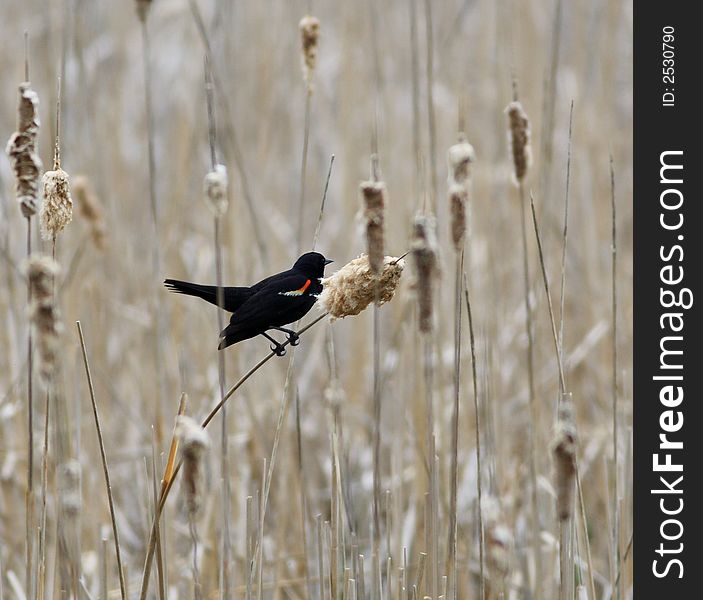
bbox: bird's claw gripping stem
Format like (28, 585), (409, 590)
(270, 343), (287, 357)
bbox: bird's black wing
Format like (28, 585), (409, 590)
(164, 279), (252, 313)
(219, 273), (315, 345)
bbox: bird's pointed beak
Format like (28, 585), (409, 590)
(324, 259), (334, 265)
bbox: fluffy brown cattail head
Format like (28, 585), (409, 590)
(411, 214), (438, 333)
(360, 177), (385, 276)
(40, 168), (73, 241)
(73, 175), (107, 249)
(448, 184), (468, 250)
(506, 101), (531, 183)
(552, 394), (577, 521)
(204, 164), (228, 217)
(176, 415), (210, 517)
(299, 15), (320, 91)
(447, 134), (475, 188)
(317, 255), (404, 319)
(5, 82), (43, 218)
(27, 255), (63, 385)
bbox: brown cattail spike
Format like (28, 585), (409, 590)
(411, 214), (438, 333)
(447, 134), (474, 250)
(204, 164), (229, 217)
(176, 415), (210, 517)
(27, 256), (63, 385)
(40, 168), (73, 241)
(448, 184), (468, 250)
(73, 175), (107, 249)
(299, 15), (320, 92)
(552, 394), (577, 521)
(360, 178), (385, 276)
(318, 255), (404, 319)
(506, 101), (531, 183)
(5, 82), (43, 218)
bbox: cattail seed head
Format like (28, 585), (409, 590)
(204, 164), (229, 217)
(27, 255), (63, 385)
(40, 168), (73, 241)
(360, 179), (385, 276)
(448, 184), (468, 251)
(447, 134), (475, 188)
(73, 175), (107, 249)
(5, 83), (43, 218)
(552, 394), (577, 521)
(411, 214), (438, 333)
(299, 15), (320, 91)
(506, 101), (531, 183)
(176, 415), (210, 517)
(318, 255), (404, 319)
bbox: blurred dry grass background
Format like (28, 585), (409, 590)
(0, 0), (632, 598)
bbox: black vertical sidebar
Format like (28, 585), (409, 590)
(634, 2), (701, 597)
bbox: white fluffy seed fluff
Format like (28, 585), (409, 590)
(447, 135), (475, 189)
(204, 164), (229, 217)
(317, 255), (404, 319)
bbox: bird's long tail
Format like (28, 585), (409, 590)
(164, 279), (220, 304)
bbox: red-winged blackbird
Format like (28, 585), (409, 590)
(165, 252), (333, 355)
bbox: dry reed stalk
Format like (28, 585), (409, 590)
(297, 14), (320, 250)
(203, 57), (232, 598)
(6, 74), (42, 597)
(609, 154), (620, 600)
(76, 321), (126, 600)
(318, 255), (404, 319)
(188, 0), (269, 268)
(423, 0), (438, 211)
(462, 272), (486, 600)
(505, 93), (542, 599)
(72, 175), (107, 249)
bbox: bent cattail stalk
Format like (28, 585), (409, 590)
(506, 101), (532, 183)
(27, 256), (62, 385)
(360, 178), (385, 276)
(299, 15), (320, 92)
(73, 175), (107, 249)
(5, 82), (43, 218)
(552, 396), (577, 521)
(40, 168), (73, 241)
(176, 415), (210, 517)
(204, 163), (228, 217)
(411, 215), (438, 333)
(317, 255), (404, 319)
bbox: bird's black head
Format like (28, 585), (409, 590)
(293, 252), (333, 279)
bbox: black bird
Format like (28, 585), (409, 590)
(165, 252), (333, 355)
